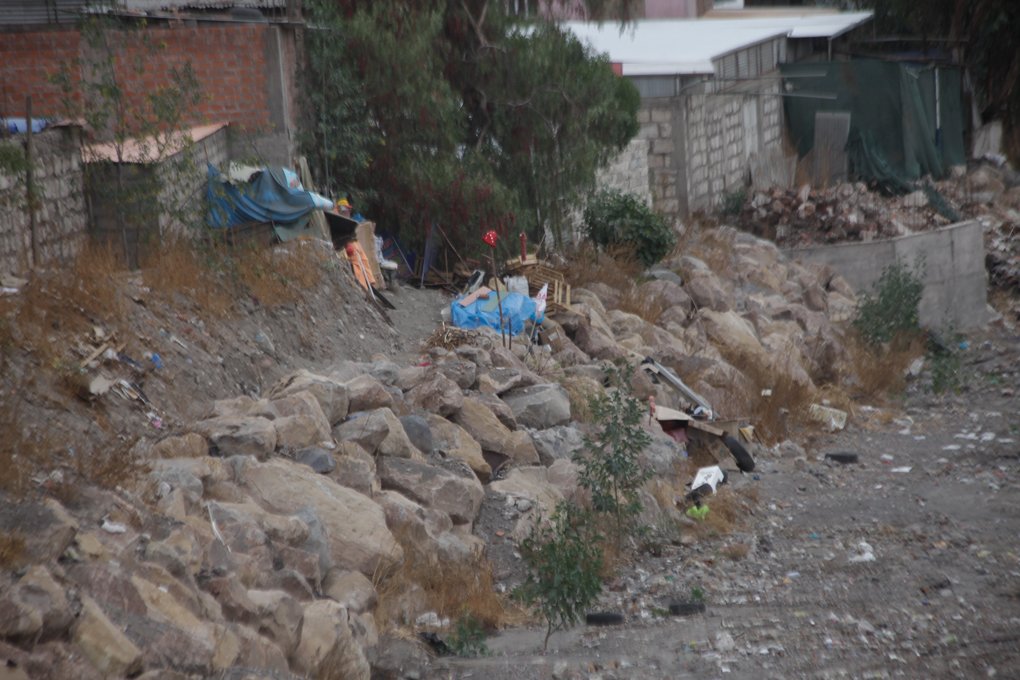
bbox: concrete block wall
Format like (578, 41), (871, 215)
(1, 23), (298, 166)
(0, 127), (86, 274)
(595, 138), (652, 206)
(636, 78), (783, 224)
(791, 220), (989, 330)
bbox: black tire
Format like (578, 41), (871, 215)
(723, 435), (755, 472)
(585, 612), (625, 626)
(668, 601), (706, 616)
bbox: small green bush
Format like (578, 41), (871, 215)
(927, 329), (963, 394)
(853, 259), (924, 345)
(517, 502), (603, 651)
(583, 189), (676, 267)
(720, 188), (747, 217)
(447, 615), (489, 657)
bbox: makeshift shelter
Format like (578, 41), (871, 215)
(781, 59), (966, 193)
(206, 164), (332, 242)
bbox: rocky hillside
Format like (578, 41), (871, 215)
(0, 222), (878, 679)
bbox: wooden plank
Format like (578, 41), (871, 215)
(355, 221), (386, 290)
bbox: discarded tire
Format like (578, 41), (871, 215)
(668, 602), (706, 616)
(824, 452), (859, 465)
(723, 435), (755, 472)
(585, 612), (625, 626)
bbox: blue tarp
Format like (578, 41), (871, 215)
(206, 164), (327, 240)
(451, 291), (541, 336)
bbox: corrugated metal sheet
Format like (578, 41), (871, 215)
(0, 0), (89, 25)
(123, 0), (286, 10)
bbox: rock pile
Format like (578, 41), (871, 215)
(0, 226), (858, 679)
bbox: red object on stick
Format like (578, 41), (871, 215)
(483, 230), (498, 248)
(482, 230), (507, 348)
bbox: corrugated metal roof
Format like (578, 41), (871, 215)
(0, 0), (90, 25)
(561, 11), (873, 77)
(122, 0), (286, 10)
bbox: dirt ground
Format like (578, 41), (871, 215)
(430, 325), (1020, 679)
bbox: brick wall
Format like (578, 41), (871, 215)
(1, 23), (297, 164)
(0, 127), (86, 274)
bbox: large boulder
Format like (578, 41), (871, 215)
(699, 309), (767, 363)
(476, 366), (523, 395)
(192, 415), (276, 459)
(638, 279), (695, 316)
(292, 600), (370, 679)
(333, 408), (422, 460)
(322, 569), (377, 614)
(377, 456), (484, 526)
(150, 433), (208, 459)
(530, 425), (586, 467)
(330, 442), (378, 496)
(246, 589), (303, 658)
(72, 595), (143, 677)
(454, 400), (539, 466)
(270, 369), (350, 425)
(398, 415), (434, 456)
(405, 373), (464, 417)
(436, 359), (478, 390)
(0, 497), (78, 564)
(236, 458), (403, 577)
(425, 414), (490, 482)
(501, 384), (571, 429)
(490, 466), (566, 540)
(685, 271), (732, 312)
(344, 375), (393, 413)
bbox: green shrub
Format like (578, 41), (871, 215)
(853, 259), (924, 345)
(720, 187), (747, 217)
(583, 189), (676, 267)
(927, 328), (963, 394)
(447, 615), (489, 657)
(575, 370), (652, 549)
(517, 502), (604, 652)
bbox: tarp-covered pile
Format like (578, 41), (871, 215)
(206, 164), (333, 241)
(451, 290), (543, 336)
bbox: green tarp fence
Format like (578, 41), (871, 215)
(781, 59), (965, 194)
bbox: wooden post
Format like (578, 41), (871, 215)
(25, 96), (39, 268)
(489, 249), (507, 349)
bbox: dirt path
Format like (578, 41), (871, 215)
(429, 328), (1020, 679)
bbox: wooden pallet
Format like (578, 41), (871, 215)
(506, 262), (571, 312)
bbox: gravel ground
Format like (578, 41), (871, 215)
(429, 326), (1020, 679)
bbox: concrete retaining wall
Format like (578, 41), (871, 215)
(790, 220), (989, 330)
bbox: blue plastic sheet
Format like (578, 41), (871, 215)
(206, 164), (329, 240)
(451, 291), (541, 336)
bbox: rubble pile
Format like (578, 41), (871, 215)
(738, 163), (1020, 253)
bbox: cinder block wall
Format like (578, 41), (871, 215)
(1, 23), (297, 165)
(637, 78), (783, 223)
(791, 220), (989, 330)
(0, 127), (86, 274)
(595, 138), (652, 205)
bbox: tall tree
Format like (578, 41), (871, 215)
(302, 0), (640, 254)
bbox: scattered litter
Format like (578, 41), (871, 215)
(942, 444), (962, 451)
(668, 601), (706, 616)
(849, 541), (876, 563)
(880, 454), (894, 462)
(585, 612), (624, 626)
(686, 503), (710, 521)
(891, 466), (913, 473)
(809, 404), (848, 431)
(689, 465), (726, 499)
(824, 452), (859, 465)
(101, 519), (127, 534)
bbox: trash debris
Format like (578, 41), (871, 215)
(809, 404), (848, 431)
(824, 452), (859, 465)
(688, 465), (727, 500)
(890, 466), (912, 473)
(848, 541), (876, 563)
(75, 374), (114, 401)
(668, 601), (706, 616)
(101, 519), (127, 534)
(585, 612), (625, 626)
(686, 503), (710, 521)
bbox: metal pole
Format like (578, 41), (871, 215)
(489, 249), (507, 349)
(25, 96), (39, 269)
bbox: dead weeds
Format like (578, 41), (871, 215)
(373, 527), (505, 632)
(841, 331), (924, 401)
(141, 236), (231, 316)
(0, 532), (26, 570)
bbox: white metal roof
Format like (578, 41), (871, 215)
(561, 11), (873, 77)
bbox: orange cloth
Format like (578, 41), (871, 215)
(344, 241), (376, 290)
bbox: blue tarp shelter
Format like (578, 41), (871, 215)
(451, 292), (541, 336)
(206, 164), (332, 241)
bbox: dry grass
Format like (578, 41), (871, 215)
(616, 287), (670, 325)
(141, 236), (232, 316)
(674, 226), (734, 276)
(720, 542), (751, 561)
(373, 527), (506, 632)
(562, 243), (644, 292)
(841, 331), (925, 401)
(720, 348), (816, 445)
(232, 239), (323, 307)
(0, 532), (26, 570)
(688, 487), (755, 538)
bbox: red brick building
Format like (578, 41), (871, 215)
(0, 0), (303, 165)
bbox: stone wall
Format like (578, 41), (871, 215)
(0, 126), (86, 274)
(595, 138), (652, 206)
(791, 220), (989, 330)
(637, 77), (783, 224)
